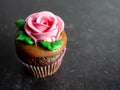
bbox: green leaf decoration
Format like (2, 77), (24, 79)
(40, 40), (62, 51)
(15, 19), (26, 30)
(16, 31), (34, 45)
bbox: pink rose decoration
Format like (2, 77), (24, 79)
(25, 11), (64, 44)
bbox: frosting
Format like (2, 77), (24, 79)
(25, 11), (64, 44)
(15, 19), (26, 30)
(40, 40), (62, 51)
(16, 31), (34, 44)
(15, 11), (64, 51)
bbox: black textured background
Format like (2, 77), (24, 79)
(1, 0), (120, 90)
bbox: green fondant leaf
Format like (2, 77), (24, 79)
(24, 36), (34, 44)
(15, 19), (25, 30)
(40, 40), (62, 51)
(16, 31), (34, 45)
(16, 31), (25, 41)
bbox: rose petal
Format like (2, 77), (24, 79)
(55, 16), (64, 39)
(33, 22), (50, 32)
(27, 17), (42, 33)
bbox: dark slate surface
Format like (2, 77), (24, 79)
(0, 0), (120, 90)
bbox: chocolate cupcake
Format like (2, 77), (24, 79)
(15, 11), (67, 78)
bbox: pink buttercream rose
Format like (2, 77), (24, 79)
(25, 11), (64, 44)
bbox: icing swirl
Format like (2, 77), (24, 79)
(25, 11), (64, 44)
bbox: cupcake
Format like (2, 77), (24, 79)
(15, 11), (67, 78)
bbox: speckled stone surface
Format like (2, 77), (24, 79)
(1, 0), (120, 90)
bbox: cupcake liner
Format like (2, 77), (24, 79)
(18, 48), (66, 78)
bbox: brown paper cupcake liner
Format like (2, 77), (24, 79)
(18, 48), (66, 78)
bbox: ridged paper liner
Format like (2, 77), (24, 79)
(18, 48), (66, 78)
